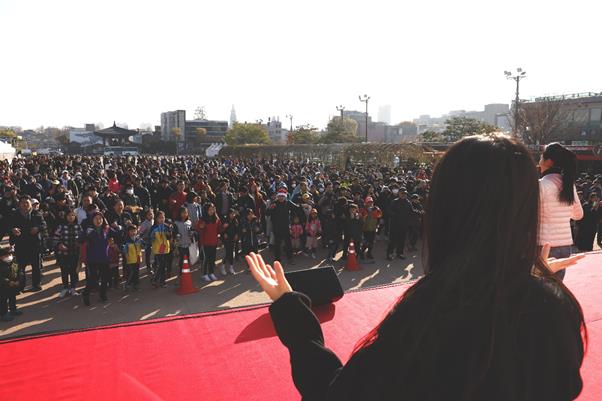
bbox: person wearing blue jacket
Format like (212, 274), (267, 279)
(82, 211), (116, 306)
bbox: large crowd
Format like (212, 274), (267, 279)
(0, 153), (600, 320)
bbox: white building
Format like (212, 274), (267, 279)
(378, 105), (392, 124)
(266, 117), (288, 144)
(161, 110), (186, 142)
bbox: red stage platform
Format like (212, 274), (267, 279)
(0, 254), (601, 401)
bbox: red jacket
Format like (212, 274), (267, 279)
(196, 216), (222, 246)
(169, 191), (188, 219)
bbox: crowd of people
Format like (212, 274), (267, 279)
(0, 151), (600, 320)
(0, 154), (434, 316)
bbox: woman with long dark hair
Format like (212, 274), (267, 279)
(246, 135), (586, 401)
(539, 142), (584, 281)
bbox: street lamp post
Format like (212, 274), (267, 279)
(336, 105), (345, 121)
(504, 68), (527, 137)
(359, 94), (370, 142)
(285, 114), (293, 131)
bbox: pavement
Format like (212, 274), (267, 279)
(0, 237), (424, 340)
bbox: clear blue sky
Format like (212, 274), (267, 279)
(1, 0), (601, 130)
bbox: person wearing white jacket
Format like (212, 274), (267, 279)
(538, 143), (584, 281)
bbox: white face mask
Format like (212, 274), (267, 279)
(126, 189), (134, 195)
(392, 189), (399, 195)
(2, 256), (13, 263)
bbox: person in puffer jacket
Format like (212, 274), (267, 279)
(82, 211), (116, 305)
(538, 143), (584, 281)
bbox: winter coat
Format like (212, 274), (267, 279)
(196, 216), (222, 247)
(538, 173), (583, 247)
(305, 219), (322, 237)
(53, 223), (83, 256)
(173, 220), (193, 247)
(150, 223), (171, 255)
(240, 218), (261, 248)
(85, 226), (115, 264)
(9, 209), (49, 255)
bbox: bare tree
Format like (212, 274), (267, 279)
(194, 106), (207, 120)
(514, 97), (572, 145)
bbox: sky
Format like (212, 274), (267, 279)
(1, 0), (601, 131)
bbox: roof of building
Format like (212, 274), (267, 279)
(94, 122), (138, 138)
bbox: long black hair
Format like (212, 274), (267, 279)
(542, 142), (577, 204)
(354, 135), (585, 398)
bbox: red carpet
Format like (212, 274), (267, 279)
(0, 253), (600, 401)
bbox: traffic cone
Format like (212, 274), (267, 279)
(177, 255), (199, 295)
(345, 241), (361, 271)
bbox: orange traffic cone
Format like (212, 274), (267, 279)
(345, 241), (361, 271)
(177, 255), (199, 295)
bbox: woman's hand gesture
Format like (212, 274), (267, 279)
(245, 252), (292, 301)
(541, 243), (586, 274)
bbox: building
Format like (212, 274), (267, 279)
(522, 92), (602, 144)
(69, 127), (102, 147)
(160, 110), (186, 142)
(185, 119), (229, 145)
(378, 105), (392, 124)
(230, 105), (237, 128)
(412, 103), (511, 133)
(265, 117), (288, 144)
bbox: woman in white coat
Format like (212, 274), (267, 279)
(538, 142), (584, 281)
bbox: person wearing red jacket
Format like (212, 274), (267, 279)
(196, 203), (222, 282)
(169, 181), (188, 220)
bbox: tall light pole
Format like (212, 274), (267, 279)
(358, 94), (370, 142)
(504, 68), (527, 136)
(336, 105), (345, 121)
(285, 114), (293, 131)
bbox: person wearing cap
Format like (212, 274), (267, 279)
(359, 196), (382, 260)
(9, 195), (49, 292)
(266, 188), (297, 263)
(386, 187), (418, 260)
(0, 247), (23, 321)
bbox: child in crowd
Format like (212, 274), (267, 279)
(240, 208), (261, 270)
(83, 212), (113, 305)
(0, 248), (22, 322)
(173, 206), (193, 276)
(304, 208), (322, 259)
(359, 196), (382, 260)
(122, 225), (143, 290)
(221, 208), (239, 275)
(53, 210), (83, 297)
(138, 208), (154, 276)
(343, 203), (363, 259)
(108, 237), (121, 288)
(150, 211), (171, 288)
(197, 203), (221, 282)
(290, 215), (304, 254)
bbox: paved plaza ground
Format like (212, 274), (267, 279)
(0, 238), (424, 339)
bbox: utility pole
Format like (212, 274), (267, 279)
(359, 94), (370, 142)
(286, 114), (293, 131)
(504, 68), (527, 137)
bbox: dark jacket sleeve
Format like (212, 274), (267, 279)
(269, 292), (381, 401)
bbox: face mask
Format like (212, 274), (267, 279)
(319, 188), (324, 193)
(2, 256), (13, 263)
(291, 184), (296, 188)
(392, 189), (399, 195)
(126, 189), (134, 195)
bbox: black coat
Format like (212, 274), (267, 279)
(388, 197), (416, 228)
(9, 210), (49, 255)
(267, 200), (298, 237)
(269, 278), (583, 401)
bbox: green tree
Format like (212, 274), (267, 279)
(419, 130), (445, 142)
(320, 117), (360, 144)
(442, 116), (497, 142)
(287, 125), (318, 144)
(224, 123), (271, 145)
(0, 129), (17, 139)
(196, 127), (207, 140)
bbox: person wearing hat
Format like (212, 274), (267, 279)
(9, 195), (49, 292)
(386, 187), (418, 260)
(0, 247), (23, 321)
(359, 196), (382, 260)
(266, 188), (297, 263)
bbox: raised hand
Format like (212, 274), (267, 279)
(541, 243), (586, 274)
(245, 252), (292, 301)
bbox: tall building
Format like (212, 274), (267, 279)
(160, 110), (186, 142)
(230, 105), (237, 128)
(266, 117), (288, 144)
(378, 105), (392, 124)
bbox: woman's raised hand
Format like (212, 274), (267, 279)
(541, 243), (586, 274)
(245, 252), (292, 301)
